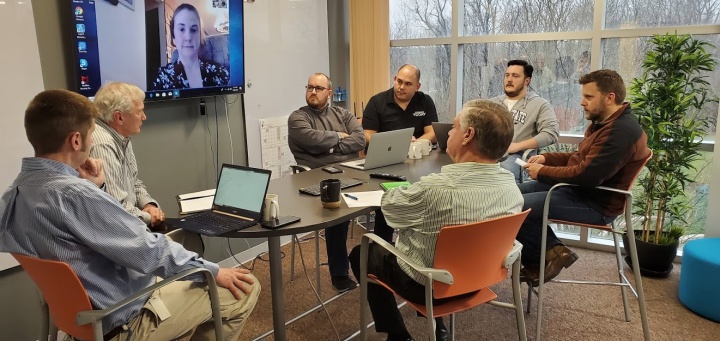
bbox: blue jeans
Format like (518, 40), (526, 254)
(500, 150), (536, 184)
(325, 221), (350, 276)
(516, 181), (616, 266)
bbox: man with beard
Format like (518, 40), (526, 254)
(490, 59), (559, 183)
(517, 69), (650, 285)
(287, 72), (365, 292)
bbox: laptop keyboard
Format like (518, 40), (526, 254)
(185, 212), (256, 231)
(299, 178), (365, 196)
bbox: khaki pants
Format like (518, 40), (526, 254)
(109, 276), (261, 341)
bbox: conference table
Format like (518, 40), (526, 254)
(220, 151), (452, 340)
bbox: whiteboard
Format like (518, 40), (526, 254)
(0, 2), (45, 270)
(243, 0), (330, 169)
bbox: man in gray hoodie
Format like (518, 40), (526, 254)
(287, 72), (366, 292)
(490, 60), (559, 183)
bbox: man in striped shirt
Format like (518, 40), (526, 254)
(349, 99), (523, 341)
(90, 82), (165, 229)
(0, 90), (260, 340)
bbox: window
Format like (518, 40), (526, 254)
(391, 45), (452, 122)
(605, 0), (720, 29)
(389, 0), (720, 242)
(463, 0), (594, 35)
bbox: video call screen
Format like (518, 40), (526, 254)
(68, 0), (245, 101)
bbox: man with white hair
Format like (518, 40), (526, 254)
(91, 82), (165, 229)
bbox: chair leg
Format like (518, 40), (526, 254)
(449, 314), (455, 341)
(612, 228), (631, 321)
(536, 211), (550, 341)
(512, 260), (528, 341)
(526, 282), (533, 314)
(625, 228), (651, 340)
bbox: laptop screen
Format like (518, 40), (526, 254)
(214, 165), (271, 215)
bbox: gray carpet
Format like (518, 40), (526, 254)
(237, 225), (720, 340)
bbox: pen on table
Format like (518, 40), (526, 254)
(344, 193), (358, 200)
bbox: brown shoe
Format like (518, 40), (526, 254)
(520, 266), (541, 287)
(543, 245), (579, 283)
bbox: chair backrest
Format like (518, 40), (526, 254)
(628, 149), (653, 190)
(432, 210), (530, 299)
(12, 253), (95, 340)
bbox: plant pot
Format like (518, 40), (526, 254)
(622, 233), (678, 278)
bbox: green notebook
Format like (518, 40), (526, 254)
(380, 181), (412, 191)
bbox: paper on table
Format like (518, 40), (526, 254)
(343, 190), (385, 207)
(178, 189), (216, 200)
(514, 158), (527, 167)
(179, 196), (214, 214)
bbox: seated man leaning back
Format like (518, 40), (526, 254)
(0, 89), (261, 340)
(349, 99), (523, 341)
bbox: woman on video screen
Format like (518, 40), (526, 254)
(151, 3), (229, 90)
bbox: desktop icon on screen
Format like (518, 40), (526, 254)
(76, 24), (85, 34)
(173, 90), (180, 97)
(74, 6), (83, 16)
(81, 76), (89, 86)
(78, 41), (87, 52)
(79, 59), (88, 68)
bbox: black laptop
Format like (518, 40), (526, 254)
(167, 164), (272, 236)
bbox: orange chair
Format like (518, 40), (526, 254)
(530, 150), (652, 341)
(12, 253), (223, 341)
(358, 210), (531, 341)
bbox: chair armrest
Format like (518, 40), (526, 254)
(503, 241), (523, 269)
(520, 149), (536, 161)
(76, 268), (217, 326)
(290, 165), (311, 174)
(361, 233), (453, 285)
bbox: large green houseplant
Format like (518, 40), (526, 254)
(628, 33), (717, 275)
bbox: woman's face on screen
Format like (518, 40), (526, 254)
(173, 8), (201, 61)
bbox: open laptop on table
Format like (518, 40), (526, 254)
(432, 122), (453, 152)
(166, 164), (271, 236)
(340, 128), (414, 170)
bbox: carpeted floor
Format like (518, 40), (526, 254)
(237, 225), (720, 340)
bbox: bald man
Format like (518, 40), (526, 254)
(362, 64), (438, 145)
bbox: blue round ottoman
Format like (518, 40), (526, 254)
(679, 238), (720, 322)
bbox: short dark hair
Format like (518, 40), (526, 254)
(507, 59), (534, 78)
(579, 69), (626, 104)
(25, 90), (97, 155)
(460, 99), (514, 160)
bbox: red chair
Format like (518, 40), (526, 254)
(359, 210), (531, 341)
(531, 150), (652, 340)
(12, 253), (223, 341)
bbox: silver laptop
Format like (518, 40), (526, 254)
(432, 122), (453, 152)
(340, 128), (414, 170)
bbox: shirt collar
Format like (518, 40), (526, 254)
(440, 162), (499, 173)
(21, 157), (79, 177)
(96, 118), (131, 148)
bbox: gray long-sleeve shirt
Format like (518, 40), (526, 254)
(489, 91), (559, 148)
(288, 105), (366, 168)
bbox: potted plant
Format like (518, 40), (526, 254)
(626, 33), (717, 277)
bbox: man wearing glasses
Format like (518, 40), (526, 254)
(287, 72), (365, 292)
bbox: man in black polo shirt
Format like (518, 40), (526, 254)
(362, 64), (439, 245)
(362, 64), (439, 144)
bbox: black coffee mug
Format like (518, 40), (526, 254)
(320, 179), (342, 208)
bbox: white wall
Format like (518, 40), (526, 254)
(243, 0), (330, 168)
(0, 1), (45, 270)
(96, 0), (147, 88)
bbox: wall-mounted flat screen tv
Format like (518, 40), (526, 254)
(66, 0), (244, 101)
